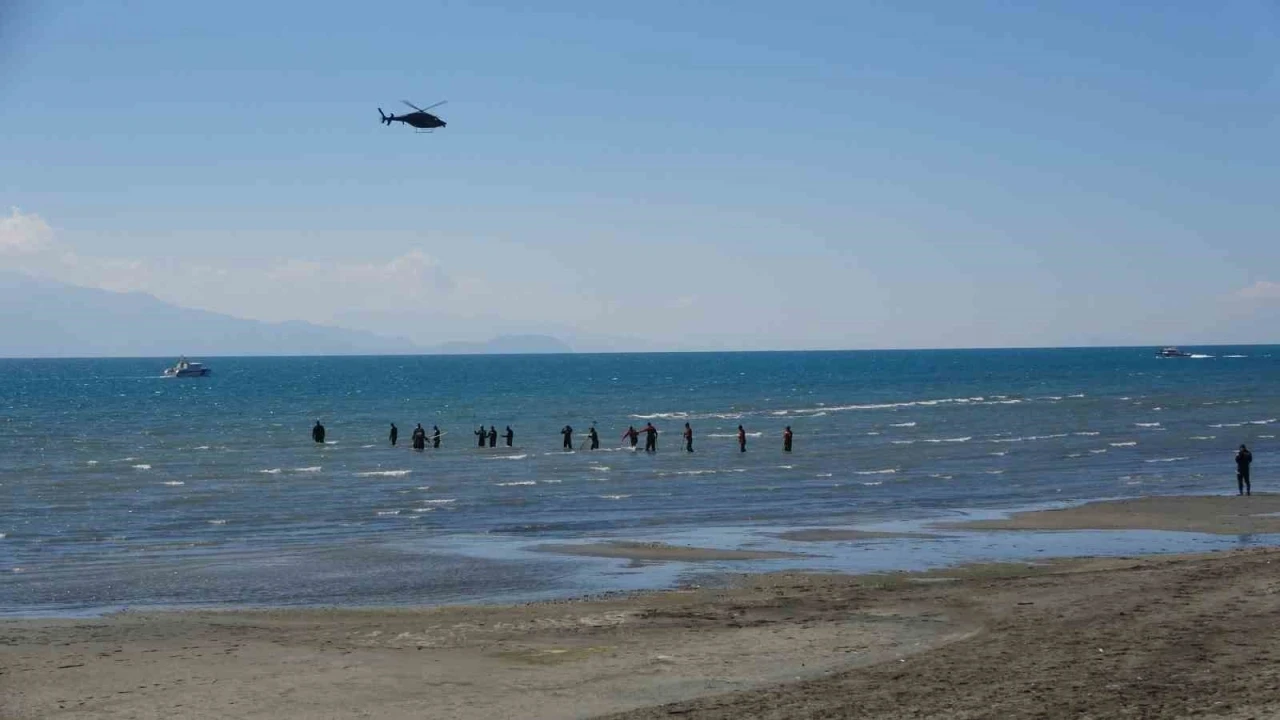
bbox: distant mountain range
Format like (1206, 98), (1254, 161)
(0, 272), (572, 358)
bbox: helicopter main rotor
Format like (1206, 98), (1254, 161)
(402, 100), (447, 113)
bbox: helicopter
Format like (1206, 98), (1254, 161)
(379, 100), (447, 132)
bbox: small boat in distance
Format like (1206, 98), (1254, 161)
(1156, 347), (1193, 358)
(164, 357), (211, 377)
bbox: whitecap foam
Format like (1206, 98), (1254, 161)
(1068, 394), (1086, 398)
(985, 470), (1005, 475)
(161, 480), (184, 486)
(489, 454), (528, 460)
(192, 446), (210, 451)
(598, 494), (631, 500)
(412, 507), (436, 513)
(542, 478), (563, 483)
(1261, 435), (1276, 439)
(355, 470), (412, 478)
(990, 433), (1067, 443)
(1109, 442), (1137, 447)
(376, 510), (401, 516)
(990, 451), (1008, 456)
(1224, 354), (1247, 358)
(890, 440), (916, 445)
(1189, 436), (1216, 441)
(132, 464), (152, 470)
(421, 499), (455, 504)
(1210, 423), (1244, 428)
(208, 519), (227, 525)
(854, 468), (898, 475)
(1089, 449), (1109, 454)
(496, 480), (536, 486)
(629, 412), (688, 420)
(815, 472), (833, 478)
(86, 460), (99, 465)
(707, 432), (764, 438)
(1073, 431), (1101, 436)
(360, 444), (375, 449)
(1145, 457), (1190, 463)
(924, 436), (971, 443)
(929, 474), (953, 480)
(260, 468), (282, 474)
(1189, 354), (1213, 359)
(292, 466), (322, 473)
(588, 465), (610, 472)
(1135, 422), (1162, 428)
(889, 422), (917, 427)
(1249, 419), (1277, 425)
(777, 465), (794, 470)
(323, 440), (338, 445)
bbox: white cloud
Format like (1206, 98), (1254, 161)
(1234, 281), (1280, 301)
(0, 207), (54, 255)
(0, 209), (462, 328)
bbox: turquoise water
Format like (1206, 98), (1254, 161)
(2, 348), (1278, 614)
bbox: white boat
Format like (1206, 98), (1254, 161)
(164, 357), (211, 377)
(1156, 347), (1192, 358)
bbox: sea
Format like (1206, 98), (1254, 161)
(2, 348), (1279, 616)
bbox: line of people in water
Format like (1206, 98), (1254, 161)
(315, 420), (796, 453)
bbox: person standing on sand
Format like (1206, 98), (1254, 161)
(783, 425), (793, 452)
(312, 421), (326, 444)
(642, 422), (658, 452)
(411, 424), (426, 450)
(505, 426), (514, 447)
(389, 423), (398, 447)
(737, 425), (747, 453)
(1237, 444), (1253, 496)
(562, 425), (574, 450)
(432, 425), (441, 449)
(622, 425), (639, 449)
(488, 426), (498, 448)
(683, 423), (694, 452)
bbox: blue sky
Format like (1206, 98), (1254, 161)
(2, 0), (1278, 350)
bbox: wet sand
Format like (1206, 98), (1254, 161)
(773, 528), (942, 542)
(532, 541), (807, 562)
(943, 494), (1280, 535)
(9, 496), (1280, 719)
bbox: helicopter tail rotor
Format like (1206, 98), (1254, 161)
(378, 108), (391, 125)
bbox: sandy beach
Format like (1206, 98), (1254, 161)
(6, 496), (1280, 719)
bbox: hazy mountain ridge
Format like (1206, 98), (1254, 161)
(0, 273), (572, 357)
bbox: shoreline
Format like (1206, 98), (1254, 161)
(7, 495), (1280, 718)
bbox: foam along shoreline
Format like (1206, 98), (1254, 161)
(939, 495), (1280, 535)
(773, 528), (946, 542)
(532, 540), (808, 562)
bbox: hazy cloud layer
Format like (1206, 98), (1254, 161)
(1, 208), (462, 328)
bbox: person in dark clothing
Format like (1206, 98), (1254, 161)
(389, 423), (398, 447)
(432, 425), (441, 449)
(504, 426), (514, 447)
(475, 426), (487, 448)
(312, 421), (326, 444)
(737, 425), (747, 453)
(411, 424), (426, 450)
(622, 426), (639, 449)
(1237, 444), (1254, 496)
(642, 423), (658, 453)
(683, 422), (694, 452)
(488, 426), (498, 448)
(588, 425), (600, 450)
(561, 425), (574, 450)
(783, 426), (793, 453)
